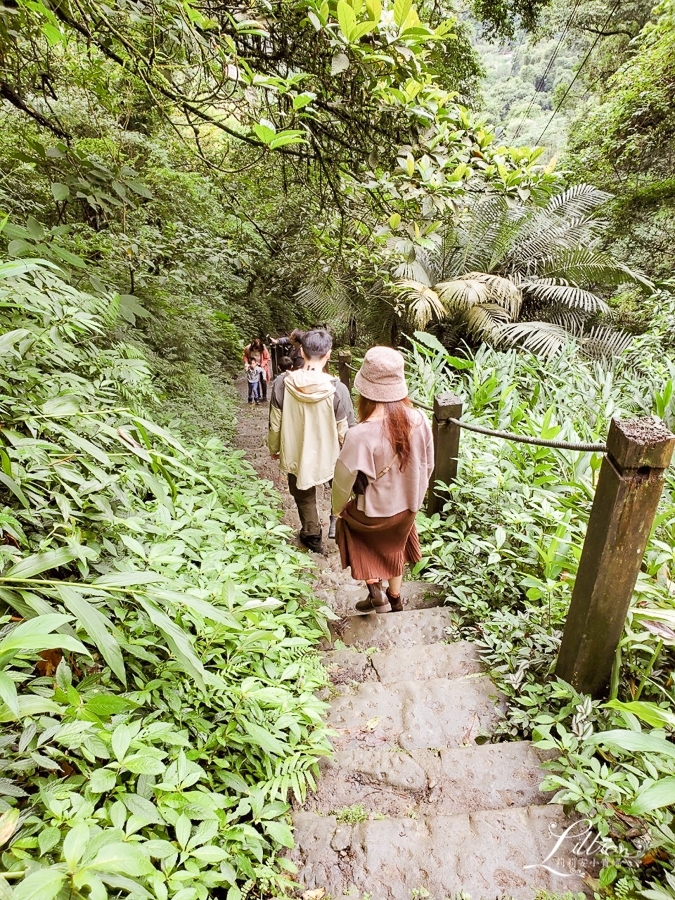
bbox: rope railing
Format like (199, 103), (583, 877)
(342, 374), (608, 453)
(410, 398), (605, 451)
(445, 418), (607, 453)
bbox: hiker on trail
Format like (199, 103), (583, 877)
(268, 329), (355, 553)
(269, 330), (304, 370)
(277, 355), (293, 373)
(245, 360), (264, 405)
(331, 346), (434, 614)
(242, 338), (271, 402)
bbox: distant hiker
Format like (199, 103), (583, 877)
(243, 338), (271, 402)
(245, 361), (264, 405)
(268, 329), (355, 553)
(269, 356), (292, 397)
(332, 347), (434, 614)
(288, 329), (305, 369)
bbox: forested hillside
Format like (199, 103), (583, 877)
(0, 0), (675, 897)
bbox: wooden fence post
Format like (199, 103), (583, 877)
(556, 417), (675, 697)
(270, 343), (279, 377)
(427, 392), (463, 517)
(338, 351), (352, 392)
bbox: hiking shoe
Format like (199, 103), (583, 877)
(299, 532), (323, 554)
(328, 515), (338, 540)
(386, 587), (403, 612)
(355, 581), (391, 614)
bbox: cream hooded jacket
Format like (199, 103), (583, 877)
(268, 368), (355, 490)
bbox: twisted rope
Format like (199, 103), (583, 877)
(410, 399), (605, 452)
(346, 370), (606, 453)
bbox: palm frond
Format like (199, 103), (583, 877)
(296, 274), (354, 324)
(396, 279), (446, 329)
(546, 183), (612, 217)
(436, 273), (522, 318)
(464, 303), (512, 341)
(582, 326), (634, 361)
(520, 278), (609, 314)
(537, 248), (650, 289)
(497, 321), (577, 359)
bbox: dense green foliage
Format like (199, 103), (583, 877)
(0, 259), (333, 900)
(408, 311), (675, 895)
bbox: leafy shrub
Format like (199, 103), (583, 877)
(0, 258), (332, 900)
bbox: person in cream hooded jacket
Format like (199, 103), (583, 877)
(268, 330), (355, 552)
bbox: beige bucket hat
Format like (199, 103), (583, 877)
(354, 346), (408, 403)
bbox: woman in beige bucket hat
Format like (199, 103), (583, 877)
(331, 346), (435, 613)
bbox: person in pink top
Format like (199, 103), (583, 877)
(242, 338), (272, 402)
(332, 346), (434, 614)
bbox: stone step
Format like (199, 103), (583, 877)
(301, 742), (551, 817)
(322, 641), (482, 686)
(334, 580), (443, 617)
(290, 806), (595, 899)
(329, 607), (452, 650)
(328, 675), (504, 750)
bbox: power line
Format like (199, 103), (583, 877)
(535, 0), (622, 145)
(512, 0), (583, 140)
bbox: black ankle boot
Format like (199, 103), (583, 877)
(355, 581), (391, 614)
(386, 587), (403, 612)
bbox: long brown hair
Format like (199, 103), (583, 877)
(358, 396), (414, 471)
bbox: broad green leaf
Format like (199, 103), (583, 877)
(253, 123), (276, 144)
(80, 842), (154, 877)
(51, 182), (70, 201)
(136, 596), (206, 690)
(89, 768), (117, 793)
(605, 700), (675, 729)
(142, 839), (176, 859)
(120, 794), (164, 825)
(123, 753), (166, 775)
(56, 585), (126, 685)
(12, 867), (66, 900)
(587, 729), (675, 760)
(5, 548), (78, 580)
(628, 776), (675, 814)
(0, 673), (19, 717)
(112, 723), (138, 762)
(366, 0), (381, 22)
(337, 0), (356, 38)
(0, 808), (19, 846)
(242, 720), (288, 757)
(352, 19), (375, 38)
(0, 471), (29, 509)
(63, 823), (89, 870)
(0, 328), (30, 355)
(176, 813), (191, 850)
(264, 819), (294, 848)
(393, 0), (412, 27)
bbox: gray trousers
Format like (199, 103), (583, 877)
(288, 475), (321, 542)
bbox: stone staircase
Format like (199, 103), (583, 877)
(230, 393), (595, 899)
(289, 585), (595, 900)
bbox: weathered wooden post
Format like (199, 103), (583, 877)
(427, 392), (463, 516)
(270, 343), (279, 377)
(338, 351), (352, 392)
(557, 417), (675, 697)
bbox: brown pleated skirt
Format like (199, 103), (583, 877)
(335, 499), (422, 581)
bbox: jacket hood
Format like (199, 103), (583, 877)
(284, 369), (336, 404)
